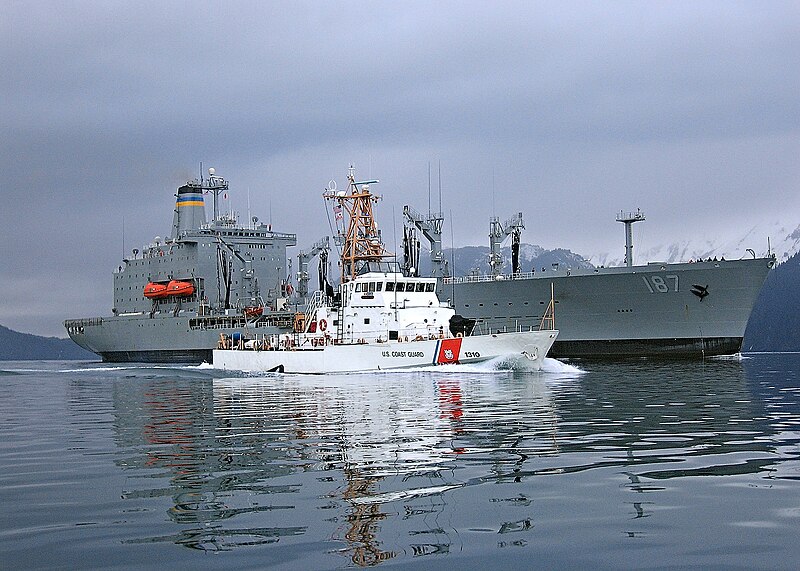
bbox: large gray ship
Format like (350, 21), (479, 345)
(65, 169), (298, 362)
(403, 208), (775, 358)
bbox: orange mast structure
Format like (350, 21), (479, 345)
(324, 166), (391, 282)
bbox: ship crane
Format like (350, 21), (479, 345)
(402, 205), (450, 279)
(296, 236), (331, 301)
(215, 234), (259, 310)
(489, 212), (524, 277)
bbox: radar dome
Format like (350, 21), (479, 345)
(208, 167), (216, 176)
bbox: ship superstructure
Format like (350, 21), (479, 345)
(65, 169), (297, 362)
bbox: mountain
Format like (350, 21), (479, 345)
(421, 215), (800, 276)
(0, 325), (97, 361)
(592, 219), (800, 267)
(743, 251), (800, 352)
(417, 243), (594, 277)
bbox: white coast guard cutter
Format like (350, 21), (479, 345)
(213, 168), (558, 374)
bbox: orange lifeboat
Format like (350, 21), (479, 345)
(244, 305), (264, 318)
(143, 282), (168, 299)
(166, 280), (194, 297)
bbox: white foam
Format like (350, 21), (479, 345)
(71, 366), (144, 373)
(711, 353), (748, 361)
(212, 355), (585, 378)
(351, 483), (465, 505)
(49, 363), (218, 374)
(540, 357), (586, 374)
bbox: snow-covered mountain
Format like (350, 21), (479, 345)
(416, 218), (800, 276)
(420, 243), (593, 277)
(590, 219), (800, 267)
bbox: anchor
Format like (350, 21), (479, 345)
(691, 284), (709, 301)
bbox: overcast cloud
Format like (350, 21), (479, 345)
(2, 1), (799, 336)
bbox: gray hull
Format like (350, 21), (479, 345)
(70, 258), (773, 362)
(447, 257), (774, 358)
(66, 313), (291, 364)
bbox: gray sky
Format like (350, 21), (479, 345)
(3, 1), (799, 337)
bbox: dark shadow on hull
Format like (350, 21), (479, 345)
(550, 336), (743, 359)
(98, 337), (742, 363)
(99, 349), (213, 364)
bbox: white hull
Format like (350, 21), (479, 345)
(213, 330), (558, 374)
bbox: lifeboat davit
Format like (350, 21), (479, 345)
(143, 282), (168, 299)
(166, 280), (194, 297)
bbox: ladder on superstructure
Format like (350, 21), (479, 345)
(539, 283), (556, 331)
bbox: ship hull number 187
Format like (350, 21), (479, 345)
(642, 275), (679, 293)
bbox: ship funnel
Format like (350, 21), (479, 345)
(172, 180), (207, 237)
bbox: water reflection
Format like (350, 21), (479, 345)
(106, 357), (800, 565)
(211, 373), (530, 565)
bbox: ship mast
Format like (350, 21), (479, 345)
(324, 166), (389, 282)
(205, 168), (229, 223)
(616, 209), (645, 267)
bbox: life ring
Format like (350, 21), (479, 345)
(319, 319), (327, 332)
(456, 332), (463, 338)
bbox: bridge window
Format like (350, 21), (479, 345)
(385, 282), (395, 292)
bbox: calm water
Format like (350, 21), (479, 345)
(1, 355), (798, 570)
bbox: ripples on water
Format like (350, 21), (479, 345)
(0, 355), (798, 569)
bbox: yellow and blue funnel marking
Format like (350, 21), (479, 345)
(176, 193), (204, 207)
